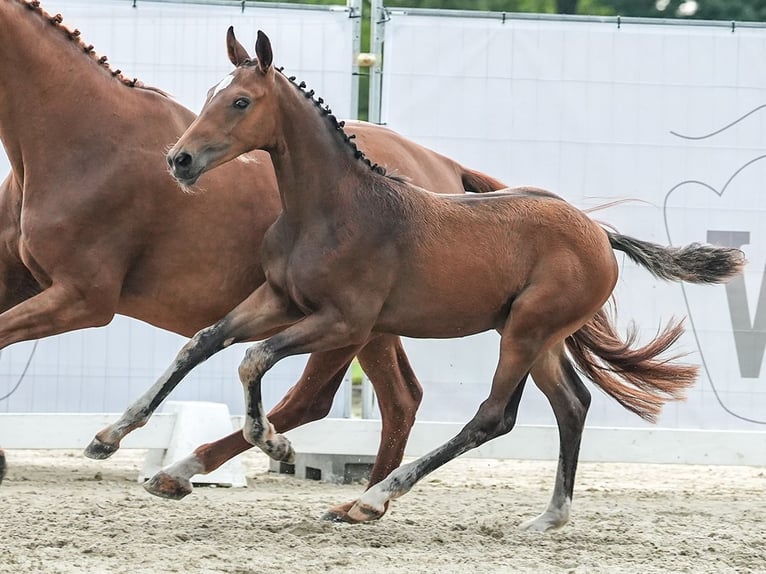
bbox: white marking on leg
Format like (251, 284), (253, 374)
(353, 459), (419, 515)
(519, 496), (571, 532)
(348, 482), (389, 521)
(164, 454), (205, 483)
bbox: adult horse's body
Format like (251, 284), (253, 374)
(164, 29), (745, 530)
(0, 1), (505, 487)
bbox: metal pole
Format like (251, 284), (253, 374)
(368, 0), (385, 124)
(348, 0), (362, 120)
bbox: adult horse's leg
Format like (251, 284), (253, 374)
(323, 335), (423, 521)
(84, 282), (303, 460)
(0, 448), (6, 485)
(520, 344), (591, 531)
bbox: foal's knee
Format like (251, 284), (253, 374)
(238, 342), (273, 382)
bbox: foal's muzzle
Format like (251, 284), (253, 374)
(167, 149), (202, 185)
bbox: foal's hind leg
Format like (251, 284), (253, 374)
(345, 294), (565, 522)
(520, 344), (590, 532)
(0, 448), (6, 486)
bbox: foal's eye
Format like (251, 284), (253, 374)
(233, 98), (250, 110)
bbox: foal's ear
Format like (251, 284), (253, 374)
(255, 30), (273, 74)
(226, 26), (250, 67)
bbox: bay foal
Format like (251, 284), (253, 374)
(165, 29), (745, 530)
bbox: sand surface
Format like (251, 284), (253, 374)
(0, 449), (764, 573)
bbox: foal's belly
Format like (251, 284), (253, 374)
(373, 285), (512, 339)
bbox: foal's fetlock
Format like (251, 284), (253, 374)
(264, 434), (295, 463)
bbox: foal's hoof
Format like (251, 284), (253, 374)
(346, 501), (385, 523)
(518, 512), (568, 532)
(143, 471), (193, 500)
(83, 436), (119, 460)
(0, 449), (6, 486)
(320, 501), (356, 523)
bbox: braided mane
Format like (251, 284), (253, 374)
(20, 0), (167, 95)
(271, 65), (402, 181)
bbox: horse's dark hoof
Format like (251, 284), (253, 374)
(143, 471), (193, 500)
(320, 509), (349, 523)
(0, 449), (6, 486)
(83, 437), (119, 460)
(322, 500), (377, 524)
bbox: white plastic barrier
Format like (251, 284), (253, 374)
(5, 412), (763, 466)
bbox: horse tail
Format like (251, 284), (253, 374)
(565, 307), (697, 423)
(607, 230), (746, 284)
(460, 167), (507, 193)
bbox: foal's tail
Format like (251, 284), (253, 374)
(565, 309), (696, 423)
(460, 167), (507, 193)
(606, 230), (746, 284)
(564, 231), (746, 422)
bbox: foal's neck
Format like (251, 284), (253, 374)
(267, 75), (380, 221)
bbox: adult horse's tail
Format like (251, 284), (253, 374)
(564, 232), (746, 422)
(460, 167), (507, 193)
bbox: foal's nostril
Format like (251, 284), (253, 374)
(173, 151), (193, 169)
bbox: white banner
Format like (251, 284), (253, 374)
(381, 12), (766, 431)
(0, 0), (356, 416)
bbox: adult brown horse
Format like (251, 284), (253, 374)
(0, 1), (505, 488)
(164, 29), (745, 531)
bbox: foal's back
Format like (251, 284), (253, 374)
(370, 183), (618, 338)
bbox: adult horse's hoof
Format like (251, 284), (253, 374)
(0, 448), (6, 486)
(83, 436), (119, 460)
(143, 471), (193, 500)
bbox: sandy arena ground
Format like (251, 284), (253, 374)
(0, 449), (764, 574)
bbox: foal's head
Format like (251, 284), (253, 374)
(167, 27), (277, 186)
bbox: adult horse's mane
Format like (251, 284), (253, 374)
(20, 0), (168, 96)
(259, 61), (405, 182)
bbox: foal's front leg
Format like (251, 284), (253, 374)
(84, 283), (302, 460)
(237, 312), (367, 450)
